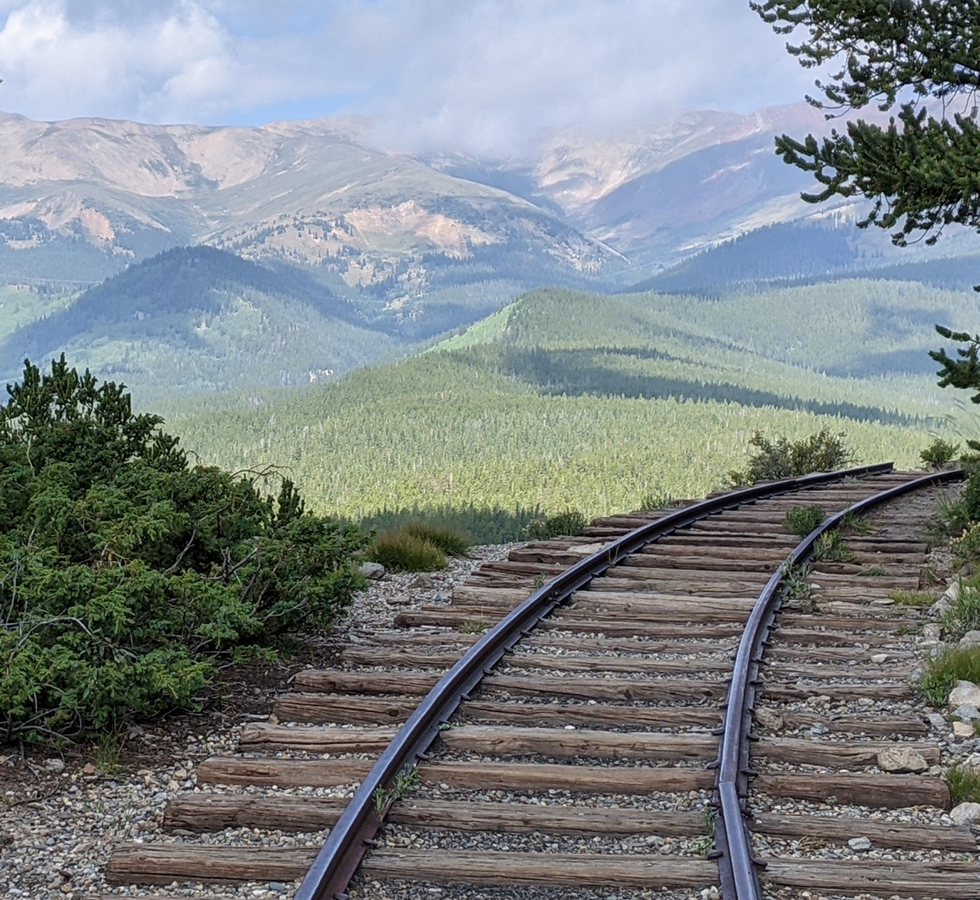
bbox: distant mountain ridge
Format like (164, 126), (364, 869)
(0, 110), (620, 318)
(0, 245), (399, 400)
(0, 103), (882, 295)
(3, 102), (980, 399)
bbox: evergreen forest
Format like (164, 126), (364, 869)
(157, 282), (966, 542)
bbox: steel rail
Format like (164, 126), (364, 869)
(295, 462), (894, 900)
(714, 467), (965, 900)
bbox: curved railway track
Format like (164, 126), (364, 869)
(105, 464), (978, 900)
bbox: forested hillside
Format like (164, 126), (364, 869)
(0, 247), (401, 399)
(629, 219), (980, 296)
(161, 285), (954, 541)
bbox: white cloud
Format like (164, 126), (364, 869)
(0, 0), (359, 123)
(0, 0), (823, 152)
(362, 0), (822, 156)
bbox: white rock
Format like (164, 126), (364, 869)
(876, 747), (929, 774)
(359, 562), (386, 580)
(931, 597), (953, 617)
(870, 653), (888, 664)
(945, 579), (962, 604)
(954, 704), (980, 721)
(566, 542), (609, 555)
(950, 801), (980, 825)
(927, 712), (948, 731)
(953, 721), (976, 739)
(949, 681), (980, 710)
(847, 836), (872, 852)
(923, 623), (943, 641)
(960, 630), (980, 649)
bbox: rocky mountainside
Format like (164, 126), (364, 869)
(0, 102), (869, 293)
(0, 111), (619, 303)
(5, 100), (973, 397)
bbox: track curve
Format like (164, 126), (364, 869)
(105, 464), (976, 900)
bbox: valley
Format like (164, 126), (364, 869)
(1, 105), (978, 539)
(159, 286), (959, 541)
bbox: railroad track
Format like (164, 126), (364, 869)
(105, 464), (978, 900)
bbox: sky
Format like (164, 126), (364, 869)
(0, 0), (823, 156)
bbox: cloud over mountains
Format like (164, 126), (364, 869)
(0, 0), (822, 156)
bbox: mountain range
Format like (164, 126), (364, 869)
(0, 102), (911, 292)
(2, 101), (979, 396)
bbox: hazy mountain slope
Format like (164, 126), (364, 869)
(625, 218), (980, 295)
(1, 246), (399, 399)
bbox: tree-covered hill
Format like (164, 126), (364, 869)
(0, 246), (401, 401)
(160, 284), (956, 540)
(626, 218), (980, 296)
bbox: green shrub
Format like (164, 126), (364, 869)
(947, 764), (980, 804)
(727, 429), (855, 486)
(784, 505), (826, 536)
(368, 528), (448, 571)
(813, 529), (855, 563)
(523, 509), (588, 540)
(401, 522), (471, 557)
(920, 437), (960, 469)
(940, 578), (980, 640)
(919, 647), (980, 706)
(0, 358), (367, 744)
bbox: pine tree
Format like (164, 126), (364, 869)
(754, 1), (980, 395)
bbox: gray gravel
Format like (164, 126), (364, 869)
(0, 544), (515, 900)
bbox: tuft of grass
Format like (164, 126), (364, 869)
(690, 834), (714, 858)
(941, 579), (980, 641)
(840, 511), (873, 535)
(640, 491), (674, 510)
(95, 732), (125, 775)
(951, 522), (980, 568)
(813, 529), (855, 563)
(368, 528), (447, 572)
(784, 505), (826, 536)
(524, 510), (588, 540)
(859, 565), (887, 576)
(932, 493), (974, 540)
(932, 469), (980, 539)
(888, 590), (937, 607)
(947, 764), (980, 804)
(459, 620), (488, 634)
(401, 522), (472, 557)
(372, 763), (422, 815)
(919, 646), (980, 706)
(783, 561), (816, 611)
(920, 437), (961, 470)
